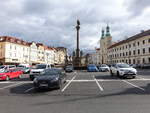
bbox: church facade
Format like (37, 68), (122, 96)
(99, 25), (112, 64)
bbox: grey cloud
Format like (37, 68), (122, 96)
(125, 0), (150, 17)
(23, 0), (51, 15)
(0, 0), (149, 53)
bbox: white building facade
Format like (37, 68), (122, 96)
(108, 30), (150, 65)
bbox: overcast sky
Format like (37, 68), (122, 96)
(0, 0), (150, 52)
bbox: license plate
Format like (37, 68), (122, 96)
(128, 73), (133, 74)
(40, 83), (48, 87)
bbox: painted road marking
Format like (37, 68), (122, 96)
(93, 76), (104, 91)
(122, 80), (145, 91)
(0, 82), (23, 90)
(61, 75), (76, 92)
(0, 81), (33, 84)
(24, 87), (34, 93)
(66, 78), (150, 82)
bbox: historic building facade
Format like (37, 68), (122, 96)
(108, 30), (150, 64)
(100, 25), (112, 64)
(0, 36), (30, 65)
(0, 36), (67, 65)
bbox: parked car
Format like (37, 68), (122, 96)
(0, 65), (16, 73)
(65, 65), (74, 72)
(98, 64), (110, 72)
(110, 63), (137, 79)
(33, 68), (66, 90)
(129, 64), (137, 68)
(0, 69), (23, 81)
(87, 64), (99, 72)
(30, 64), (51, 80)
(17, 65), (31, 74)
(140, 64), (150, 69)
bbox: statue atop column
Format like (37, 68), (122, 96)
(73, 19), (81, 68)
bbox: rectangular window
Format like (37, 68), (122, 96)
(129, 44), (131, 48)
(137, 42), (139, 46)
(143, 40), (145, 44)
(138, 49), (140, 54)
(126, 52), (128, 56)
(10, 45), (12, 49)
(148, 57), (150, 63)
(143, 58), (145, 63)
(143, 48), (145, 54)
(133, 59), (135, 64)
(123, 53), (125, 56)
(149, 47), (150, 53)
(129, 51), (131, 56)
(133, 50), (136, 55)
(149, 39), (150, 43)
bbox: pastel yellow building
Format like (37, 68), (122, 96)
(0, 36), (67, 66)
(0, 36), (30, 65)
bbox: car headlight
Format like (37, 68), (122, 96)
(52, 77), (59, 82)
(33, 78), (38, 83)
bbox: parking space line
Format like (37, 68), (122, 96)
(0, 81), (33, 84)
(136, 76), (145, 80)
(61, 75), (76, 92)
(122, 80), (145, 91)
(24, 87), (34, 93)
(93, 76), (104, 91)
(0, 81), (11, 84)
(65, 78), (150, 82)
(0, 82), (23, 90)
(66, 80), (94, 82)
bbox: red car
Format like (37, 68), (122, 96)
(0, 69), (23, 81)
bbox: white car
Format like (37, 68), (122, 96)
(0, 65), (16, 72)
(30, 64), (51, 74)
(110, 63), (137, 78)
(30, 64), (52, 80)
(98, 64), (110, 72)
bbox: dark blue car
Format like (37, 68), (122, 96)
(87, 64), (99, 72)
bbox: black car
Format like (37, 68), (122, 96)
(33, 68), (66, 90)
(65, 65), (74, 72)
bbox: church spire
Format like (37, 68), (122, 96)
(106, 24), (111, 37)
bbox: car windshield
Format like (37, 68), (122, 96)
(36, 65), (46, 69)
(101, 64), (107, 67)
(17, 65), (25, 68)
(42, 69), (61, 76)
(0, 66), (5, 69)
(117, 64), (130, 68)
(88, 64), (96, 67)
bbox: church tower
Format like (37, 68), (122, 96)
(100, 24), (112, 64)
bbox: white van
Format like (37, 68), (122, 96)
(30, 64), (51, 74)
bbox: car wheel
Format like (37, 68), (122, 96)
(117, 71), (120, 77)
(58, 80), (62, 89)
(18, 74), (22, 79)
(6, 76), (10, 81)
(110, 70), (114, 76)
